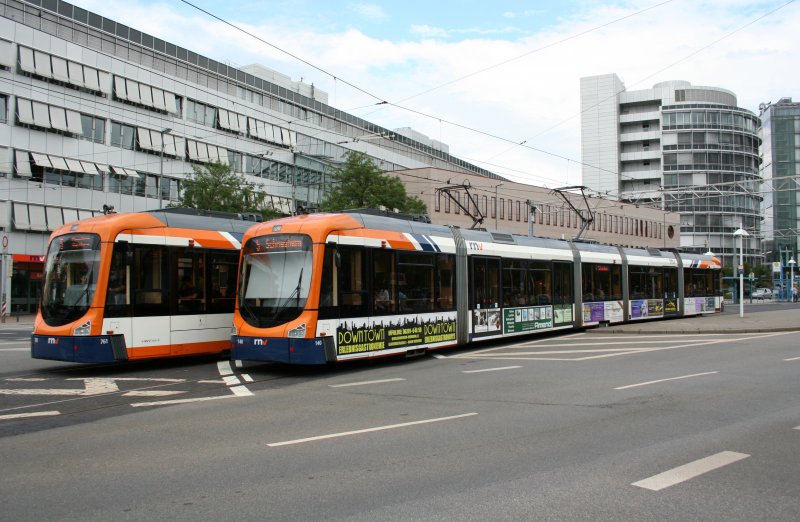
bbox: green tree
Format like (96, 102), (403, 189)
(320, 152), (427, 214)
(175, 161), (281, 219)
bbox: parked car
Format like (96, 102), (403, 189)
(752, 287), (772, 300)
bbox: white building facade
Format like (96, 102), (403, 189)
(580, 74), (762, 270)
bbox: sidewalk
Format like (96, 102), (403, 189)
(0, 315), (35, 328)
(600, 302), (800, 334)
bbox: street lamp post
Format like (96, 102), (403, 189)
(159, 128), (172, 209)
(790, 256), (797, 303)
(733, 228), (749, 318)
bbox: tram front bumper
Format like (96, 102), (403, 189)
(31, 334), (128, 363)
(231, 336), (334, 365)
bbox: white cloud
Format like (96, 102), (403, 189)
(349, 3), (386, 20)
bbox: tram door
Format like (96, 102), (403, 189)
(469, 256), (501, 336)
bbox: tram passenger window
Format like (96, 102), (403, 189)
(105, 244), (130, 317)
(436, 254), (455, 311)
(502, 259), (526, 306)
(372, 249), (396, 315)
(319, 247), (337, 319)
(209, 252), (237, 313)
(397, 252), (434, 313)
(176, 252), (205, 314)
(339, 247), (367, 317)
(553, 262), (573, 304)
(529, 262), (552, 305)
(132, 245), (168, 316)
(581, 263), (621, 301)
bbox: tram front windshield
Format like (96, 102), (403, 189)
(40, 233), (101, 326)
(238, 234), (313, 328)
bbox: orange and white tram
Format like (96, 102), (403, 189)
(32, 209), (253, 363)
(231, 211), (722, 365)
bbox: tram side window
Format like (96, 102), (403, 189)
(470, 257), (500, 309)
(528, 262), (552, 305)
(209, 252), (238, 313)
(552, 262), (573, 304)
(339, 247), (367, 317)
(581, 263), (621, 301)
(132, 245), (168, 316)
(372, 249), (396, 315)
(176, 252), (205, 314)
(502, 259), (526, 307)
(436, 254), (455, 311)
(397, 252), (434, 313)
(664, 268), (678, 299)
(105, 244), (131, 318)
(629, 267), (664, 300)
(685, 269), (717, 296)
(318, 247), (337, 319)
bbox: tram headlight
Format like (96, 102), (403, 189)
(231, 322), (238, 336)
(73, 321), (91, 336)
(288, 323), (306, 338)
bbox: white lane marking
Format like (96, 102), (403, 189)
(794, 426), (800, 431)
(0, 410), (60, 420)
(230, 385), (254, 397)
(216, 360), (253, 397)
(0, 377), (119, 396)
(615, 371), (718, 390)
(122, 390), (184, 397)
(0, 348), (27, 352)
(242, 374), (254, 382)
(217, 361), (234, 376)
(432, 354), (447, 359)
(223, 375), (241, 386)
(784, 356), (800, 361)
(131, 395), (238, 407)
(267, 412), (479, 447)
(6, 378), (47, 382)
(329, 378), (406, 388)
(198, 379), (225, 384)
(462, 366), (522, 374)
(234, 360), (243, 368)
(632, 451), (750, 491)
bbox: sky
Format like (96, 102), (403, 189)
(67, 0), (800, 193)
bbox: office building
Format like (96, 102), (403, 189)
(759, 97), (800, 286)
(580, 74), (762, 269)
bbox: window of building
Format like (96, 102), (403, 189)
(110, 121), (136, 149)
(516, 200), (521, 221)
(80, 114), (105, 143)
(186, 99), (217, 127)
(500, 198), (505, 220)
(108, 172), (134, 195)
(0, 94), (6, 123)
(491, 197), (496, 219)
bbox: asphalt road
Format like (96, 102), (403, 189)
(1, 323), (799, 520)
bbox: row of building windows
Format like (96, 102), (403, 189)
(662, 130), (760, 155)
(431, 192), (664, 239)
(662, 110), (759, 133)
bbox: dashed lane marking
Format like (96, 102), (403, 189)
(615, 371), (718, 390)
(462, 366), (522, 374)
(632, 451), (750, 491)
(0, 410), (60, 421)
(266, 412), (479, 447)
(329, 378), (406, 388)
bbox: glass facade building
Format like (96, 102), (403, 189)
(581, 76), (762, 269)
(759, 97), (800, 282)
